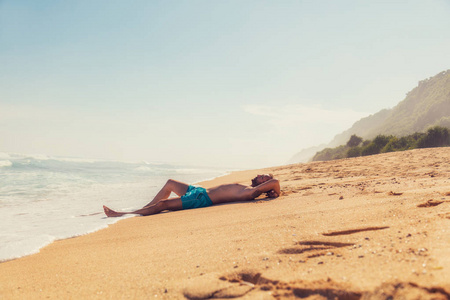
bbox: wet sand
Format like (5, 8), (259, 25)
(1, 148), (449, 299)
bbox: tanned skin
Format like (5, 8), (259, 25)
(103, 174), (280, 217)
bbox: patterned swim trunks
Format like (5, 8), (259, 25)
(181, 185), (213, 209)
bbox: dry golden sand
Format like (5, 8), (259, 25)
(1, 148), (450, 299)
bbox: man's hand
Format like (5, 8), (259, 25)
(266, 189), (279, 198)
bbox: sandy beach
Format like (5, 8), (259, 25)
(1, 148), (449, 299)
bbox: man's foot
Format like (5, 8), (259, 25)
(103, 205), (125, 217)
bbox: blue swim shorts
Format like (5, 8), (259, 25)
(181, 185), (213, 209)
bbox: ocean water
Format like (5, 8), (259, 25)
(0, 152), (226, 262)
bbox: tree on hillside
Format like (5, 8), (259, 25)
(381, 134), (422, 153)
(417, 126), (450, 148)
(346, 135), (363, 147)
(361, 135), (393, 156)
(347, 146), (362, 158)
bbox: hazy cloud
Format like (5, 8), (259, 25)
(242, 104), (369, 132)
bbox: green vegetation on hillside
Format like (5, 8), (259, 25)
(289, 69), (450, 164)
(312, 126), (450, 161)
(326, 70), (450, 148)
(376, 70), (450, 137)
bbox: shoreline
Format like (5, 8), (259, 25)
(1, 169), (233, 264)
(0, 215), (128, 264)
(1, 148), (449, 299)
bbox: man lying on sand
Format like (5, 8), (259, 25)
(103, 174), (280, 217)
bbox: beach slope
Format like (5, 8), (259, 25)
(1, 148), (449, 299)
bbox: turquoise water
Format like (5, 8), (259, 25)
(0, 152), (226, 262)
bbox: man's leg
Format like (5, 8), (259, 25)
(143, 179), (190, 207)
(103, 198), (183, 217)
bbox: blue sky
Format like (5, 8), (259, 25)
(1, 1), (449, 169)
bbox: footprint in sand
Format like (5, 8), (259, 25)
(322, 226), (389, 236)
(183, 271), (262, 299)
(185, 270), (367, 299)
(278, 241), (354, 257)
(184, 268), (450, 299)
(388, 191), (403, 196)
(417, 199), (444, 208)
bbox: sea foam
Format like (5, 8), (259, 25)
(0, 160), (12, 168)
(0, 153), (226, 262)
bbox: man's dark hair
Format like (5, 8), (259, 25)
(251, 174), (273, 187)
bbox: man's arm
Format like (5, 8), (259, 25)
(251, 179), (281, 199)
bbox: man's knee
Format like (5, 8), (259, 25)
(165, 179), (176, 189)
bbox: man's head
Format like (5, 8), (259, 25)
(251, 174), (273, 187)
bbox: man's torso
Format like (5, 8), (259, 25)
(207, 183), (255, 204)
